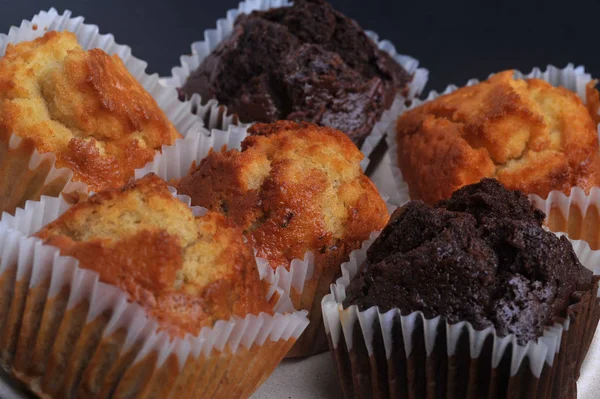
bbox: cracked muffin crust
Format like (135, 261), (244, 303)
(179, 0), (411, 146)
(177, 120), (389, 272)
(344, 179), (595, 345)
(0, 31), (181, 192)
(34, 174), (270, 336)
(395, 70), (600, 204)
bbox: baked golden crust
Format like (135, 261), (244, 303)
(34, 174), (269, 336)
(177, 120), (389, 274)
(0, 31), (181, 191)
(395, 70), (600, 204)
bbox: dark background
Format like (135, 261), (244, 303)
(0, 0), (597, 94)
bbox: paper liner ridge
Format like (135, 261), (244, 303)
(322, 232), (600, 379)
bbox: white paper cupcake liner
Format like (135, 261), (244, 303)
(166, 0), (428, 170)
(529, 187), (600, 251)
(384, 64), (600, 207)
(0, 134), (88, 215)
(135, 124), (391, 356)
(0, 8), (205, 215)
(322, 231), (600, 398)
(135, 125), (248, 181)
(0, 185), (308, 398)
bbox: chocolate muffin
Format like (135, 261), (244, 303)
(179, 0), (411, 146)
(344, 178), (593, 344)
(326, 178), (600, 398)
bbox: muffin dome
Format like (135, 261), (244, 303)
(344, 179), (594, 344)
(180, 0), (411, 145)
(177, 120), (389, 270)
(0, 31), (181, 191)
(35, 174), (269, 336)
(395, 70), (600, 204)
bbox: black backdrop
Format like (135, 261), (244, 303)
(0, 0), (598, 94)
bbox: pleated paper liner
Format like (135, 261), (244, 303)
(165, 0), (429, 172)
(529, 188), (600, 251)
(135, 125), (391, 357)
(0, 8), (204, 215)
(0, 135), (87, 216)
(383, 64), (600, 207)
(321, 233), (600, 399)
(0, 190), (309, 398)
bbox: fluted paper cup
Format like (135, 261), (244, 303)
(384, 64), (600, 207)
(529, 188), (600, 251)
(135, 125), (392, 357)
(0, 8), (203, 215)
(166, 0), (428, 172)
(0, 188), (308, 398)
(322, 233), (600, 399)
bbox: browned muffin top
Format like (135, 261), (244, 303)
(344, 179), (595, 344)
(0, 31), (181, 191)
(35, 174), (270, 336)
(177, 120), (389, 273)
(395, 70), (600, 204)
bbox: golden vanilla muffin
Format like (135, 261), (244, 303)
(395, 70), (600, 204)
(34, 174), (270, 336)
(178, 120), (389, 271)
(177, 121), (388, 355)
(0, 31), (181, 192)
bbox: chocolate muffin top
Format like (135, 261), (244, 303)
(344, 178), (594, 344)
(179, 0), (411, 145)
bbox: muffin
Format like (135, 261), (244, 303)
(0, 31), (181, 214)
(178, 0), (413, 150)
(35, 174), (270, 334)
(177, 120), (389, 356)
(0, 174), (308, 398)
(323, 179), (600, 398)
(393, 69), (600, 205)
